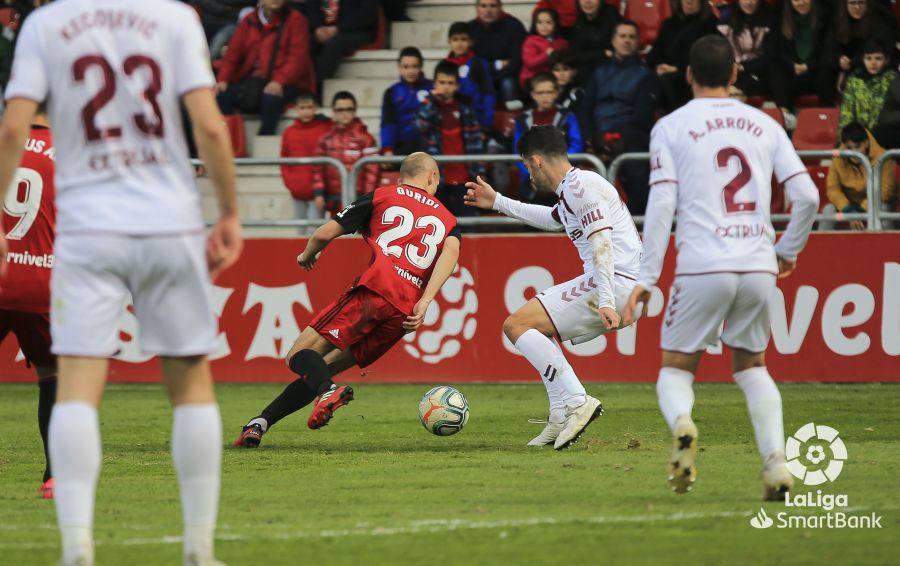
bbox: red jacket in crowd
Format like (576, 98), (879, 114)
(217, 8), (315, 91)
(533, 0), (578, 29)
(312, 118), (380, 208)
(520, 34), (569, 88)
(280, 115), (333, 201)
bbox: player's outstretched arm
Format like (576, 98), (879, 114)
(404, 236), (461, 332)
(464, 176), (563, 232)
(0, 98), (38, 276)
(184, 88), (243, 279)
(774, 173), (819, 278)
(623, 180), (677, 326)
(297, 220), (346, 271)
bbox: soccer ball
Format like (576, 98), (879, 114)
(418, 386), (469, 436)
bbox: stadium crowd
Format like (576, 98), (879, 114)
(0, 0), (897, 226)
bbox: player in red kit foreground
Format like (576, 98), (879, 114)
(235, 153), (461, 447)
(0, 106), (56, 499)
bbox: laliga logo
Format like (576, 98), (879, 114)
(786, 422), (848, 486)
(404, 265), (477, 364)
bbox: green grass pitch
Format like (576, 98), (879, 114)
(1, 382), (898, 565)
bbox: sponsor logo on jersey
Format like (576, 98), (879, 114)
(5, 251), (54, 269)
(580, 209), (604, 229)
(394, 265), (424, 288)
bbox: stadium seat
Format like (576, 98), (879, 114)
(761, 107), (785, 128)
(624, 0), (671, 47)
(792, 108), (840, 151)
(0, 7), (15, 28)
(492, 110), (520, 140)
(806, 165), (830, 211)
(770, 175), (784, 213)
(794, 94), (820, 108)
(378, 171), (401, 187)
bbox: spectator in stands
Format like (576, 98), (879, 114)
(305, 0), (380, 83)
(551, 50), (585, 118)
(468, 0), (527, 106)
(568, 0), (622, 74)
(716, 0), (777, 102)
(580, 20), (658, 214)
(382, 0), (412, 22)
(193, 0), (256, 59)
(280, 91), (332, 231)
(520, 8), (570, 89)
(873, 73), (900, 149)
(445, 22), (497, 129)
(647, 0), (719, 113)
(768, 0), (838, 126)
(216, 0), (314, 135)
(381, 47), (433, 157)
(534, 1), (578, 33)
(514, 74), (583, 201)
(313, 91), (380, 213)
(834, 0), (897, 74)
(417, 61), (487, 216)
(821, 122), (896, 230)
(839, 41), (898, 131)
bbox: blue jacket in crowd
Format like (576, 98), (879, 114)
(580, 55), (658, 143)
(380, 77), (433, 152)
(456, 55), (496, 130)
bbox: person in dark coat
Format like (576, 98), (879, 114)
(568, 0), (622, 74)
(646, 0), (719, 112)
(467, 0), (527, 104)
(305, 0), (380, 83)
(832, 0), (897, 73)
(716, 0), (778, 101)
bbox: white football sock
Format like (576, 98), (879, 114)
(49, 401), (101, 566)
(734, 367), (785, 459)
(514, 329), (586, 411)
(172, 404), (222, 562)
(656, 367), (695, 432)
(248, 417), (268, 432)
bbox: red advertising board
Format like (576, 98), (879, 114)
(1, 233), (897, 383)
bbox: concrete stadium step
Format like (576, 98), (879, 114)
(323, 78), (395, 111)
(336, 49), (446, 79)
(408, 0), (532, 24)
(390, 21), (451, 50)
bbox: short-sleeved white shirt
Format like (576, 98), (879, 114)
(5, 0), (215, 235)
(649, 98), (807, 275)
(553, 168), (642, 280)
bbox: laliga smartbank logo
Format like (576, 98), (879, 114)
(749, 423), (883, 530)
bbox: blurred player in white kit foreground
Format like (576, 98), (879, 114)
(0, 1), (243, 564)
(465, 125), (643, 450)
(623, 35), (819, 500)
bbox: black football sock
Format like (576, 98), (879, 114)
(258, 377), (317, 430)
(38, 377), (57, 483)
(288, 349), (335, 396)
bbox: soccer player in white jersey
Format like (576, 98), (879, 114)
(622, 36), (819, 500)
(465, 126), (643, 449)
(0, 2), (243, 564)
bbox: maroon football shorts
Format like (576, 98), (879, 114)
(0, 310), (54, 368)
(310, 286), (408, 368)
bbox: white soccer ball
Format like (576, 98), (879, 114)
(418, 386), (469, 436)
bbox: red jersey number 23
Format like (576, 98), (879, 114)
(375, 206), (446, 269)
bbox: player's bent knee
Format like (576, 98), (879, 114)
(731, 348), (766, 373)
(661, 350), (702, 374)
(503, 315), (526, 344)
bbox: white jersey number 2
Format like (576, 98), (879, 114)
(376, 206), (446, 269)
(3, 167), (43, 240)
(716, 147), (757, 214)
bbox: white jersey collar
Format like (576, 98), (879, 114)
(555, 167), (576, 196)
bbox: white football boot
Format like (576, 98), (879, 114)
(553, 396), (604, 450)
(762, 451), (794, 502)
(668, 415), (698, 494)
(526, 415), (566, 446)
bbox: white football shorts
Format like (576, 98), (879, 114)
(537, 273), (638, 343)
(660, 272), (776, 354)
(50, 232), (216, 357)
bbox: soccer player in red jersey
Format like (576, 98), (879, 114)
(234, 153), (461, 448)
(0, 106), (56, 499)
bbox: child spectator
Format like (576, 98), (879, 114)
(834, 0), (897, 74)
(216, 0), (314, 135)
(820, 122), (896, 230)
(768, 0), (837, 126)
(646, 0), (720, 112)
(551, 50), (585, 116)
(716, 0), (777, 102)
(520, 8), (570, 89)
(445, 22), (497, 130)
(514, 74), (583, 201)
(381, 47), (434, 156)
(839, 41), (898, 131)
(313, 92), (380, 213)
(417, 61), (487, 216)
(534, 1), (578, 32)
(280, 91), (332, 230)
